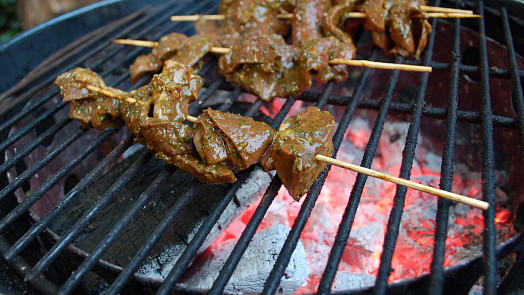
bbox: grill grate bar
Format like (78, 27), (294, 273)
(0, 118), (71, 176)
(477, 1), (498, 293)
(429, 61), (524, 78)
(0, 93), (56, 134)
(0, 7), (151, 104)
(263, 163), (330, 293)
(316, 51), (377, 293)
(207, 176), (284, 294)
(104, 180), (198, 295)
(244, 98), (265, 118)
(0, 0), (212, 129)
(4, 134), (134, 261)
(302, 93), (518, 128)
(106, 83), (244, 295)
(220, 87), (243, 112)
(207, 84), (335, 293)
(25, 150), (151, 286)
(0, 102), (67, 154)
(501, 7), (524, 156)
(428, 13), (461, 295)
(360, 100), (519, 128)
(155, 98), (296, 295)
(0, 128), (117, 232)
(0, 127), (86, 204)
(0, 238), (59, 295)
(57, 167), (172, 295)
(0, 4), (169, 119)
(315, 81), (335, 109)
(321, 57), (400, 294)
(264, 56), (403, 294)
(189, 78), (225, 114)
(152, 168), (255, 295)
(374, 1), (439, 292)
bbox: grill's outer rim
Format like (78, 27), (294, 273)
(0, 0), (171, 94)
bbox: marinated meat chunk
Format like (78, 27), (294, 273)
(193, 111), (230, 166)
(207, 109), (274, 168)
(194, 18), (224, 46)
(147, 60), (204, 122)
(324, 0), (358, 50)
(292, 0), (331, 45)
(167, 35), (214, 68)
(57, 63), (236, 183)
(218, 31), (294, 74)
(220, 33), (355, 100)
(55, 67), (106, 102)
(129, 33), (187, 82)
(129, 34), (214, 82)
(67, 96), (125, 130)
(360, 0), (386, 33)
(412, 17), (431, 59)
(194, 108), (275, 169)
(55, 68), (127, 129)
(366, 0), (431, 58)
(219, 0), (291, 46)
(260, 106), (334, 200)
(140, 120), (237, 183)
(299, 36), (355, 84)
(218, 33), (301, 101)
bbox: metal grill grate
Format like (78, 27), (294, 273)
(1, 0), (524, 294)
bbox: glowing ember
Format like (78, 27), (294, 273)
(208, 107), (515, 293)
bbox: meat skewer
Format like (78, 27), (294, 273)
(79, 76), (489, 210)
(113, 39), (433, 72)
(169, 4), (476, 21)
(169, 11), (479, 21)
(120, 0), (438, 100)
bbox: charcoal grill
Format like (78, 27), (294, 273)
(1, 0), (524, 294)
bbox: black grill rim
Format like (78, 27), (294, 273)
(0, 0), (524, 294)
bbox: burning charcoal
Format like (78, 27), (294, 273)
(136, 168), (271, 279)
(179, 225), (308, 293)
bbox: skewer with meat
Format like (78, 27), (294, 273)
(55, 64), (489, 209)
(130, 0), (293, 82)
(328, 0), (432, 58)
(55, 63), (335, 200)
(129, 33), (215, 82)
(260, 106), (334, 198)
(56, 61), (238, 183)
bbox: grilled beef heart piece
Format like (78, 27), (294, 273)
(194, 108), (275, 170)
(261, 106), (334, 200)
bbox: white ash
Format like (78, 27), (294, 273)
(332, 271), (375, 291)
(137, 167), (272, 280)
(179, 224), (308, 294)
(419, 151), (442, 173)
(198, 167), (273, 252)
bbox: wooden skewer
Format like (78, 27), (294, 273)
(113, 40), (432, 72)
(419, 5), (473, 14)
(413, 12), (480, 18)
(315, 155), (489, 210)
(85, 85), (146, 105)
(329, 58), (431, 73)
(170, 11), (479, 21)
(113, 39), (159, 47)
(85, 84), (488, 210)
